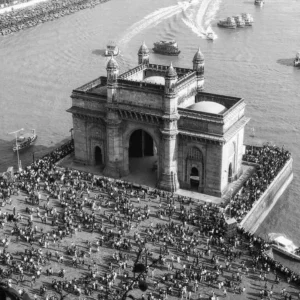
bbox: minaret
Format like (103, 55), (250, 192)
(103, 56), (122, 178)
(192, 47), (205, 92)
(106, 55), (119, 102)
(138, 41), (150, 65)
(157, 63), (180, 192)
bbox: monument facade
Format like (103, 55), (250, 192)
(68, 43), (250, 196)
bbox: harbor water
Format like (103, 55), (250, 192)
(0, 0), (300, 270)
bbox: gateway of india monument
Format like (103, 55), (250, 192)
(68, 43), (250, 196)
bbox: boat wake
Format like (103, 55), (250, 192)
(119, 0), (199, 45)
(182, 0), (222, 39)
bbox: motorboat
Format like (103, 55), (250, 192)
(233, 15), (246, 27)
(294, 52), (300, 67)
(217, 17), (237, 29)
(206, 32), (216, 40)
(270, 235), (300, 261)
(105, 42), (120, 56)
(241, 13), (254, 26)
(13, 129), (37, 152)
(153, 40), (180, 56)
(254, 0), (264, 6)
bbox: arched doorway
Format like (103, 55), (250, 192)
(190, 167), (199, 190)
(95, 146), (102, 165)
(228, 163), (232, 182)
(127, 129), (157, 187)
(129, 129), (153, 157)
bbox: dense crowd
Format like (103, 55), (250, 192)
(0, 141), (298, 300)
(0, 0), (110, 36)
(224, 144), (291, 222)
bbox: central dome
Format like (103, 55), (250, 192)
(188, 101), (227, 114)
(144, 76), (165, 85)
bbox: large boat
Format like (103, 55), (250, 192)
(217, 17), (237, 29)
(270, 235), (300, 261)
(105, 42), (120, 57)
(13, 129), (37, 152)
(233, 15), (246, 27)
(294, 52), (300, 67)
(241, 13), (254, 26)
(152, 40), (181, 56)
(254, 0), (264, 6)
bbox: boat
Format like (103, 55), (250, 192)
(206, 32), (216, 40)
(254, 0), (264, 6)
(217, 17), (237, 29)
(13, 129), (37, 152)
(241, 13), (254, 26)
(294, 52), (300, 67)
(152, 40), (181, 56)
(233, 15), (246, 27)
(270, 235), (300, 261)
(105, 42), (120, 56)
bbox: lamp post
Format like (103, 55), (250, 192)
(8, 128), (24, 171)
(250, 127), (255, 154)
(229, 188), (233, 219)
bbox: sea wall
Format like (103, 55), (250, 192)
(240, 158), (293, 234)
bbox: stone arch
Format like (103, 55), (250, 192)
(185, 146), (204, 191)
(228, 141), (236, 180)
(123, 125), (160, 177)
(95, 146), (103, 165)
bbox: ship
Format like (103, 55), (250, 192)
(233, 15), (246, 27)
(13, 129), (37, 152)
(254, 0), (264, 6)
(206, 32), (216, 40)
(241, 13), (254, 26)
(152, 40), (181, 56)
(294, 52), (300, 67)
(105, 42), (120, 56)
(269, 235), (300, 261)
(217, 17), (237, 29)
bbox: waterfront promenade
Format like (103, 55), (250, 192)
(0, 142), (299, 300)
(0, 0), (111, 36)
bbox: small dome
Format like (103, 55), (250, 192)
(188, 101), (227, 114)
(144, 76), (165, 85)
(138, 41), (149, 54)
(106, 56), (119, 70)
(193, 47), (204, 62)
(165, 62), (177, 78)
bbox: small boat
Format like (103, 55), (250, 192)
(241, 13), (254, 26)
(270, 235), (300, 261)
(217, 17), (237, 29)
(206, 32), (216, 40)
(233, 15), (246, 27)
(13, 129), (37, 152)
(254, 0), (264, 6)
(105, 42), (120, 57)
(294, 52), (300, 67)
(153, 40), (181, 56)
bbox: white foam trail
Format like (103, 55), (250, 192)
(181, 0), (222, 39)
(119, 1), (194, 45)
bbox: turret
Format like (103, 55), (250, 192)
(192, 47), (205, 75)
(106, 55), (119, 84)
(138, 41), (150, 65)
(164, 62), (178, 95)
(106, 56), (119, 103)
(193, 48), (205, 92)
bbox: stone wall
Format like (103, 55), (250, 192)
(240, 158), (293, 234)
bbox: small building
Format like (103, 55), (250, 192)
(68, 42), (250, 196)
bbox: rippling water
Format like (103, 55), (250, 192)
(0, 0), (300, 267)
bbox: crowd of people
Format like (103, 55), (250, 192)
(0, 140), (299, 300)
(0, 0), (110, 36)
